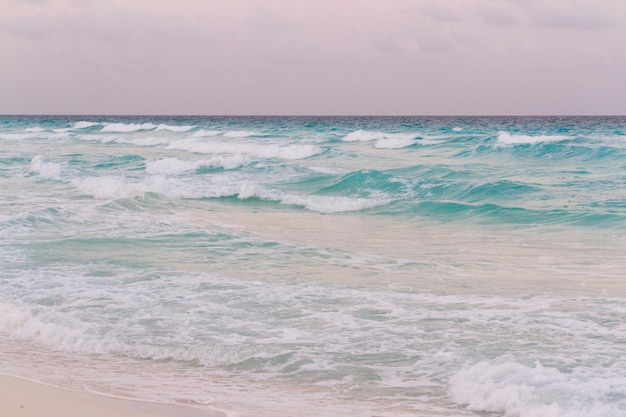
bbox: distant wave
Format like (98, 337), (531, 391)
(101, 123), (158, 133)
(166, 139), (324, 160)
(191, 129), (222, 137)
(145, 156), (252, 175)
(222, 130), (262, 138)
(155, 124), (195, 132)
(343, 130), (418, 149)
(497, 131), (572, 145)
(72, 121), (101, 129)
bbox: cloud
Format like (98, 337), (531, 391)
(474, 3), (520, 27)
(509, 0), (617, 30)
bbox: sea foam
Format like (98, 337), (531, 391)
(145, 156), (251, 175)
(155, 124), (195, 132)
(101, 123), (157, 132)
(343, 130), (417, 149)
(166, 139), (324, 160)
(449, 356), (625, 417)
(30, 155), (64, 180)
(497, 131), (571, 145)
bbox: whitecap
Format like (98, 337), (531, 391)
(101, 123), (157, 133)
(30, 155), (64, 180)
(223, 130), (261, 138)
(155, 124), (195, 132)
(166, 139), (324, 160)
(374, 136), (416, 149)
(497, 131), (571, 145)
(72, 121), (101, 129)
(449, 355), (626, 417)
(343, 130), (417, 148)
(25, 127), (46, 133)
(192, 129), (222, 138)
(145, 155), (251, 175)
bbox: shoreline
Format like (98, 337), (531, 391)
(0, 374), (224, 417)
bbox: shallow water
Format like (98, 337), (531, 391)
(1, 116), (625, 416)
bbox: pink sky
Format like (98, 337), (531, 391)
(1, 0), (625, 115)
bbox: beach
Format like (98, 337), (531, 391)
(0, 375), (220, 417)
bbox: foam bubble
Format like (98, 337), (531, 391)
(101, 123), (157, 133)
(497, 131), (571, 145)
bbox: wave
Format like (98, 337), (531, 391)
(145, 156), (251, 175)
(101, 123), (157, 133)
(155, 124), (195, 132)
(69, 174), (387, 213)
(343, 130), (418, 149)
(30, 155), (64, 180)
(72, 121), (101, 129)
(191, 129), (222, 137)
(374, 136), (416, 149)
(166, 139), (324, 160)
(222, 130), (262, 138)
(25, 127), (46, 133)
(497, 131), (572, 145)
(449, 355), (625, 417)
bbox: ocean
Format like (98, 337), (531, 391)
(1, 116), (625, 416)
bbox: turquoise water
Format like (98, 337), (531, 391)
(1, 116), (625, 416)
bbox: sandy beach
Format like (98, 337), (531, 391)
(0, 375), (222, 417)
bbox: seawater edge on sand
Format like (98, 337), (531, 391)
(0, 374), (222, 417)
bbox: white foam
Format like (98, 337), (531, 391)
(29, 155), (64, 180)
(223, 130), (261, 138)
(101, 123), (157, 133)
(145, 155), (251, 175)
(121, 137), (172, 146)
(70, 176), (140, 199)
(191, 129), (222, 137)
(155, 124), (195, 132)
(235, 184), (389, 213)
(452, 127), (463, 132)
(416, 138), (445, 145)
(72, 121), (100, 129)
(343, 130), (417, 148)
(374, 136), (416, 149)
(25, 127), (45, 132)
(449, 356), (625, 417)
(166, 139), (324, 160)
(497, 131), (571, 145)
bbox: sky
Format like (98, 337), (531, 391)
(1, 0), (625, 115)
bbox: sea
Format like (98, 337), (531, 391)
(1, 116), (625, 417)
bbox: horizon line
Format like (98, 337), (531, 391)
(2, 114), (625, 118)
